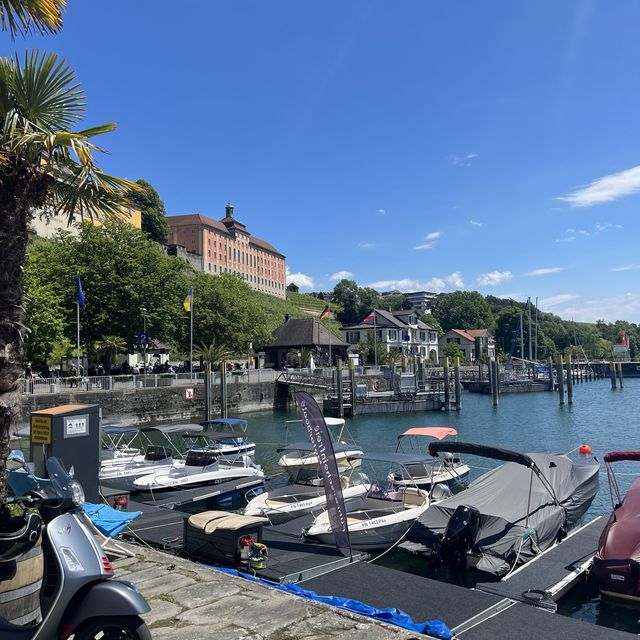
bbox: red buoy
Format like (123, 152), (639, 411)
(579, 444), (591, 455)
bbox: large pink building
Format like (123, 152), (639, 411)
(167, 204), (286, 299)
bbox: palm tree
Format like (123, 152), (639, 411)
(93, 335), (127, 375)
(1, 0), (65, 37)
(287, 347), (313, 368)
(0, 51), (137, 497)
(193, 341), (234, 371)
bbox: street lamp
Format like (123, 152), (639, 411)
(140, 306), (148, 381)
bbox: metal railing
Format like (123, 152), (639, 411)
(19, 369), (277, 395)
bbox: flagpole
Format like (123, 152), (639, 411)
(76, 297), (81, 375)
(373, 310), (378, 367)
(190, 289), (194, 382)
(328, 306), (332, 368)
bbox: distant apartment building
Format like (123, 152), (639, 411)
(403, 290), (438, 313)
(30, 205), (142, 238)
(167, 203), (286, 299)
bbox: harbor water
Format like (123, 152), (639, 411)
(241, 377), (640, 633)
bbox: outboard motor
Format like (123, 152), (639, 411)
(439, 504), (481, 568)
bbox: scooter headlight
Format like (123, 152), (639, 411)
(69, 480), (85, 508)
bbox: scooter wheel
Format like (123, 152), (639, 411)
(71, 615), (152, 640)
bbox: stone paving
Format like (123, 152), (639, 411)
(112, 543), (432, 639)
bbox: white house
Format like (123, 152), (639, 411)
(342, 309), (439, 362)
(439, 329), (495, 362)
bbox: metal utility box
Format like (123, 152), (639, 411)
(354, 383), (368, 399)
(183, 511), (268, 566)
(394, 373), (417, 399)
(30, 404), (100, 502)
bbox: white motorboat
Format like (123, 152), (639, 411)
(99, 424), (204, 490)
(244, 466), (369, 524)
(277, 418), (363, 472)
(304, 452), (450, 550)
(100, 424), (142, 466)
(133, 448), (264, 491)
(390, 427), (470, 490)
(201, 418), (256, 456)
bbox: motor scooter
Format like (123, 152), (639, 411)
(1, 452), (151, 639)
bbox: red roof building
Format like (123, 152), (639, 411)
(167, 203), (286, 298)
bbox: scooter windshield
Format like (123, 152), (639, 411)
(45, 456), (75, 503)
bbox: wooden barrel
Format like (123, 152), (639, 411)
(0, 537), (43, 625)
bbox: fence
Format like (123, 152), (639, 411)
(20, 369), (277, 395)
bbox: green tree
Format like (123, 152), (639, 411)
(127, 178), (169, 244)
(331, 279), (361, 324)
(442, 342), (466, 362)
(431, 291), (494, 333)
(0, 0), (64, 36)
(183, 272), (272, 355)
(93, 335), (127, 374)
(0, 51), (136, 496)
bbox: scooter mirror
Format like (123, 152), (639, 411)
(69, 465), (75, 478)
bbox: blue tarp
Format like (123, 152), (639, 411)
(209, 566), (453, 639)
(83, 502), (142, 537)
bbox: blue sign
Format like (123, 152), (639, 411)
(138, 331), (150, 345)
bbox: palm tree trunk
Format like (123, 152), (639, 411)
(0, 163), (46, 499)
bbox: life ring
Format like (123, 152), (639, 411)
(372, 380), (380, 392)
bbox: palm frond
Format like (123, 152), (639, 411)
(0, 0), (65, 37)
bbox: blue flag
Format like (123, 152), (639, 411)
(76, 273), (85, 306)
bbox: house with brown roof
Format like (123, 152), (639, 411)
(262, 317), (348, 369)
(439, 328), (495, 362)
(166, 203), (286, 298)
(342, 309), (439, 362)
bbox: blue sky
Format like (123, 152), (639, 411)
(14, 1), (640, 322)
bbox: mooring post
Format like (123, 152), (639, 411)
(548, 357), (554, 391)
(556, 355), (565, 405)
(443, 357), (451, 411)
(454, 357), (462, 411)
(491, 359), (499, 407)
(610, 362), (617, 389)
(566, 353), (573, 404)
(617, 361), (624, 389)
(336, 358), (344, 418)
(478, 363), (483, 387)
(220, 361), (228, 418)
(204, 362), (211, 421)
(349, 357), (356, 408)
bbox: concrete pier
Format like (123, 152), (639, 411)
(113, 544), (430, 639)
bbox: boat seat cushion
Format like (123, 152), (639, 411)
(187, 510), (268, 534)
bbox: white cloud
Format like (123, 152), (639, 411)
(610, 264), (640, 272)
(358, 242), (377, 249)
(555, 236), (576, 243)
(525, 267), (566, 276)
(368, 272), (464, 294)
(329, 270), (353, 281)
(538, 294), (580, 309)
(476, 270), (513, 286)
(414, 231), (442, 250)
(285, 267), (314, 289)
(376, 208), (386, 216)
(559, 165), (640, 207)
(469, 219), (484, 227)
(451, 153), (478, 167)
(548, 293), (640, 323)
(595, 222), (623, 233)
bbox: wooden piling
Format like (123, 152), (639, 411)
(617, 362), (624, 389)
(349, 357), (356, 407)
(566, 353), (573, 404)
(610, 362), (617, 389)
(454, 357), (462, 411)
(556, 355), (565, 405)
(491, 359), (499, 407)
(336, 359), (344, 418)
(548, 357), (554, 391)
(443, 357), (451, 411)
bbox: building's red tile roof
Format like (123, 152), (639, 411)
(167, 213), (285, 258)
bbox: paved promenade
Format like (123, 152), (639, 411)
(113, 544), (432, 639)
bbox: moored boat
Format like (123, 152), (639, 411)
(592, 451), (640, 604)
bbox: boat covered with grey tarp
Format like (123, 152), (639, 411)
(406, 442), (599, 576)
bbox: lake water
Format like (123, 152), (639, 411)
(241, 377), (640, 633)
